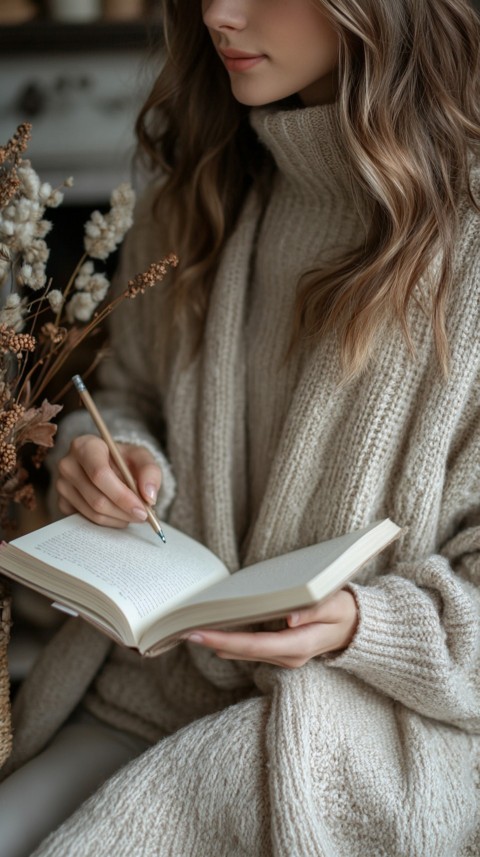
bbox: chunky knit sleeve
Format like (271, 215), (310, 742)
(326, 390), (480, 734)
(47, 186), (176, 518)
(325, 182), (480, 732)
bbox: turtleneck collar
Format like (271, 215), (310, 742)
(250, 101), (357, 203)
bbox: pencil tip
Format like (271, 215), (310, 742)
(159, 530), (167, 544)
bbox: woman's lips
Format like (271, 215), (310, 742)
(220, 51), (266, 73)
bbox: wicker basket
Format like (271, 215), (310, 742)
(0, 580), (12, 769)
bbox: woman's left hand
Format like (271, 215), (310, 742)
(185, 589), (359, 668)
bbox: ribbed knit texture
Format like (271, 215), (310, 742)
(7, 103), (480, 856)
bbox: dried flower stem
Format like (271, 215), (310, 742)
(0, 123), (31, 166)
(52, 345), (109, 405)
(0, 122), (178, 530)
(54, 252), (87, 326)
(30, 254), (178, 400)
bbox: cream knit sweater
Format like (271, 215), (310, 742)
(7, 103), (480, 856)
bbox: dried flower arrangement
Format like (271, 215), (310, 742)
(0, 123), (177, 535)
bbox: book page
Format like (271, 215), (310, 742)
(142, 518), (401, 652)
(173, 525), (378, 607)
(12, 515), (228, 630)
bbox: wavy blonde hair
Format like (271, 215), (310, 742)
(137, 0), (480, 377)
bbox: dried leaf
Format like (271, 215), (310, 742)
(14, 399), (63, 448)
(24, 421), (58, 447)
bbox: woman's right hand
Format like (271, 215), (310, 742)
(56, 434), (163, 528)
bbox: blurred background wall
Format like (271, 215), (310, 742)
(0, 0), (164, 307)
(0, 1), (162, 202)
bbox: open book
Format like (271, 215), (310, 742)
(0, 514), (401, 656)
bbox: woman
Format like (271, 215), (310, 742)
(1, 0), (480, 854)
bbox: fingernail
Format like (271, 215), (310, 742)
(187, 633), (204, 644)
(289, 613), (300, 626)
(132, 507), (148, 521)
(145, 484), (157, 503)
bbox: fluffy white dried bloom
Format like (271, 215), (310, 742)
(10, 220), (35, 250)
(44, 188), (64, 208)
(74, 261), (109, 303)
(1, 221), (14, 237)
(84, 218), (116, 261)
(18, 166), (64, 208)
(36, 220), (52, 239)
(23, 238), (49, 265)
(0, 189), (44, 253)
(32, 262), (47, 290)
(87, 273), (109, 303)
(66, 291), (97, 323)
(51, 190), (64, 207)
(83, 182), (135, 260)
(64, 177), (74, 188)
(84, 209), (109, 243)
(110, 183), (136, 238)
(0, 293), (28, 331)
(38, 182), (53, 203)
(0, 161), (61, 266)
(2, 294), (21, 308)
(74, 260), (95, 290)
(110, 183), (135, 208)
(47, 289), (64, 312)
(16, 161), (40, 201)
(19, 260), (47, 291)
(14, 198), (41, 223)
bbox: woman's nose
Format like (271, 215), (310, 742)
(202, 0), (247, 32)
